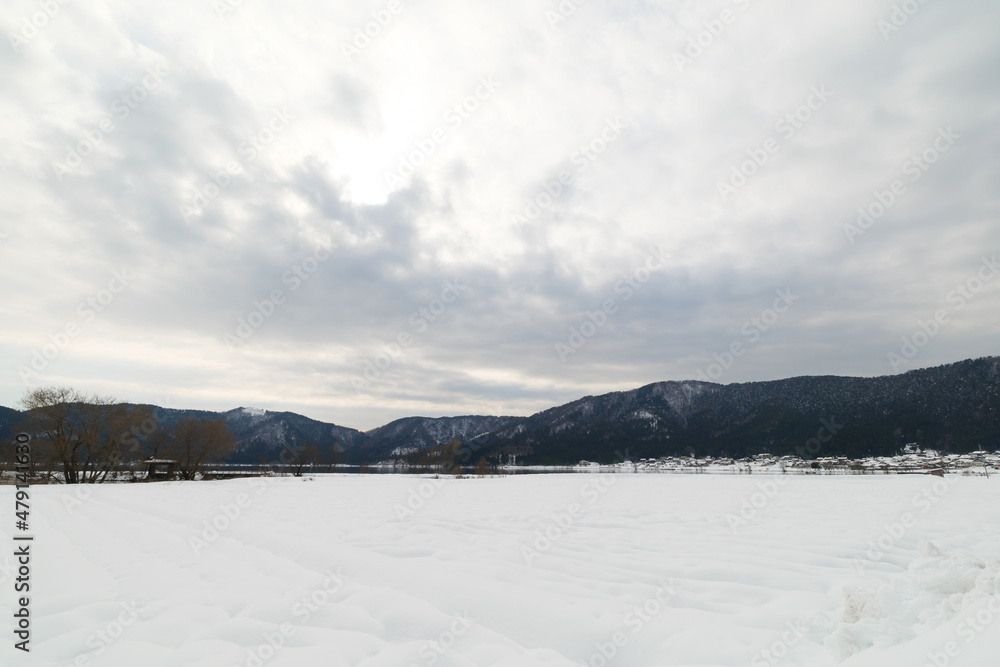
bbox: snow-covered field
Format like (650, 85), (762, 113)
(2, 473), (999, 666)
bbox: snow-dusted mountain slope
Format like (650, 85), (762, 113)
(2, 356), (997, 464)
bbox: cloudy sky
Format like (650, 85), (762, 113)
(1, 0), (998, 429)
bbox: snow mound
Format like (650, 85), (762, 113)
(825, 540), (1000, 661)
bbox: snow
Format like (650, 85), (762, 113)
(2, 474), (999, 666)
(241, 407), (268, 418)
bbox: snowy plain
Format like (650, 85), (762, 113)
(1, 473), (999, 667)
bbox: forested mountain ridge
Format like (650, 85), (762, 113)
(3, 357), (997, 465)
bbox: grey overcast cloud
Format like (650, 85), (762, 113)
(1, 0), (998, 429)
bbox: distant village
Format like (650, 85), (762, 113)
(574, 445), (1000, 476)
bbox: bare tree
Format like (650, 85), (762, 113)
(474, 457), (489, 476)
(279, 441), (342, 476)
(286, 443), (322, 476)
(161, 417), (237, 480)
(115, 405), (164, 481)
(325, 442), (341, 473)
(19, 387), (151, 483)
(0, 440), (15, 478)
(406, 438), (463, 473)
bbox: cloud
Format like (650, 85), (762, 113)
(1, 0), (998, 428)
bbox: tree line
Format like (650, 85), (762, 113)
(7, 387), (238, 484)
(401, 438), (493, 475)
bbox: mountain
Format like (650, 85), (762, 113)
(216, 407), (365, 463)
(0, 403), (365, 465)
(470, 356), (1000, 463)
(2, 356), (997, 465)
(131, 406), (367, 463)
(0, 405), (21, 440)
(359, 415), (524, 461)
